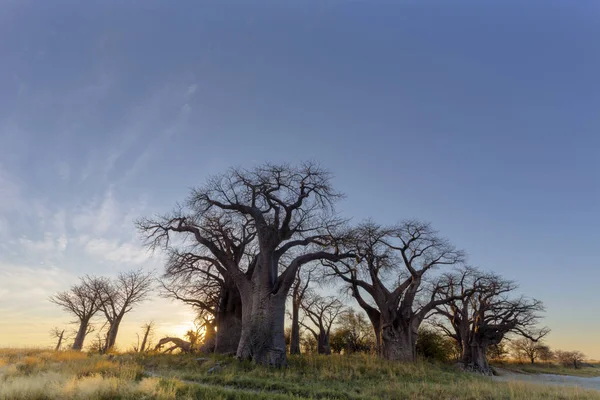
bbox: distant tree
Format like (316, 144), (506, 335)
(288, 266), (314, 355)
(301, 332), (318, 354)
(284, 327), (292, 353)
(326, 221), (467, 361)
(299, 293), (345, 355)
(49, 277), (103, 350)
(50, 327), (66, 351)
(556, 350), (586, 369)
(92, 269), (154, 352)
(512, 338), (551, 364)
(329, 309), (375, 354)
(487, 342), (509, 362)
(538, 346), (555, 363)
(435, 268), (549, 374)
(133, 321), (155, 353)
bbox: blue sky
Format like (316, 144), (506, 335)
(0, 0), (599, 355)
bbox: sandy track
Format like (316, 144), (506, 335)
(493, 368), (600, 391)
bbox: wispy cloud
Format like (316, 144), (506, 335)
(83, 238), (151, 265)
(19, 233), (69, 255)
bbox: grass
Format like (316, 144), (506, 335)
(0, 349), (599, 399)
(493, 361), (600, 378)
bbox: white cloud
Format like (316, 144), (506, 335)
(84, 238), (150, 265)
(19, 234), (59, 253)
(72, 189), (120, 235)
(0, 264), (77, 308)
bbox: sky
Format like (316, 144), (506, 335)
(0, 0), (599, 356)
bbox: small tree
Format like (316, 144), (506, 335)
(487, 343), (509, 362)
(538, 346), (555, 363)
(299, 293), (345, 355)
(93, 269), (154, 352)
(512, 338), (550, 364)
(301, 332), (318, 354)
(49, 277), (103, 350)
(133, 321), (155, 353)
(556, 350), (585, 369)
(50, 327), (66, 351)
(329, 309), (375, 354)
(415, 327), (457, 362)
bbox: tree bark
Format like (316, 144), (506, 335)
(236, 284), (287, 367)
(214, 281), (243, 354)
(460, 337), (492, 375)
(317, 331), (331, 355)
(72, 319), (90, 351)
(104, 316), (123, 352)
(465, 342), (492, 375)
(380, 323), (416, 362)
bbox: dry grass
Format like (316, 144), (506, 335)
(0, 349), (599, 399)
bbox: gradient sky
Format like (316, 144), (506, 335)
(0, 0), (599, 356)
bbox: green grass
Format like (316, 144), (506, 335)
(1, 349), (599, 399)
(493, 361), (600, 378)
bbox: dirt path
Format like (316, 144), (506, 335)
(493, 368), (600, 391)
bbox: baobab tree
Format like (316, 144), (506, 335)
(158, 249), (243, 353)
(139, 162), (352, 366)
(49, 278), (102, 350)
(93, 269), (154, 352)
(299, 293), (345, 355)
(137, 211), (256, 355)
(435, 268), (548, 374)
(326, 221), (466, 361)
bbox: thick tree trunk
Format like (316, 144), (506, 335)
(290, 301), (301, 355)
(317, 331), (331, 355)
(237, 287), (287, 367)
(104, 317), (123, 352)
(72, 319), (90, 351)
(380, 323), (416, 361)
(372, 319), (381, 355)
(215, 304), (242, 353)
(213, 281), (243, 354)
(462, 341), (492, 375)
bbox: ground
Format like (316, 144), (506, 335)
(493, 361), (600, 378)
(1, 349), (599, 399)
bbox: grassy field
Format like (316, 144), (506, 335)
(493, 361), (600, 378)
(1, 349), (599, 399)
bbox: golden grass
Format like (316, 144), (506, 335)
(0, 349), (599, 399)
